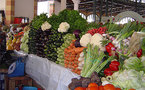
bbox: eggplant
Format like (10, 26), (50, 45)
(75, 39), (82, 47)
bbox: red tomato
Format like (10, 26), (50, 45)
(103, 84), (116, 90)
(88, 83), (98, 88)
(116, 88), (121, 90)
(98, 86), (104, 90)
(128, 89), (136, 90)
(87, 86), (98, 90)
(75, 87), (85, 90)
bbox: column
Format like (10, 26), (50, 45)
(49, 1), (55, 17)
(5, 0), (15, 25)
(34, 0), (37, 17)
(61, 0), (66, 11)
(72, 0), (80, 11)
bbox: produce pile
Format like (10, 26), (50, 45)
(5, 9), (145, 90)
(6, 23), (29, 51)
(68, 21), (145, 90)
(27, 9), (88, 61)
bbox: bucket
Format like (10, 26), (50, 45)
(22, 86), (37, 90)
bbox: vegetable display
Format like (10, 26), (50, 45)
(8, 9), (145, 90)
(56, 34), (76, 65)
(64, 40), (85, 74)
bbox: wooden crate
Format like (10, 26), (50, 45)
(5, 75), (32, 90)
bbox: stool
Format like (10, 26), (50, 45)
(5, 75), (32, 90)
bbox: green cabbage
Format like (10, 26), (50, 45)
(111, 69), (145, 90)
(123, 57), (145, 72)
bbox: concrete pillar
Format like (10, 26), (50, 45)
(49, 2), (55, 17)
(72, 0), (80, 11)
(61, 0), (66, 11)
(34, 0), (37, 17)
(5, 0), (15, 25)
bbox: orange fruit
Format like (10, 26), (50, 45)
(116, 88), (121, 90)
(75, 87), (85, 90)
(87, 86), (98, 90)
(103, 84), (116, 90)
(88, 83), (98, 88)
(98, 86), (104, 90)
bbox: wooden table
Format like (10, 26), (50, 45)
(5, 75), (33, 90)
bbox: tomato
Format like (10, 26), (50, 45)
(128, 89), (136, 90)
(88, 83), (98, 88)
(103, 84), (116, 90)
(98, 86), (104, 90)
(87, 86), (98, 90)
(106, 45), (111, 53)
(115, 88), (121, 90)
(75, 87), (85, 90)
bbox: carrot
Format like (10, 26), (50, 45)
(72, 40), (76, 43)
(69, 43), (74, 47)
(64, 48), (69, 53)
(67, 49), (75, 53)
(71, 51), (76, 55)
(74, 47), (86, 54)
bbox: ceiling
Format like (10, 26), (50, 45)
(57, 0), (145, 17)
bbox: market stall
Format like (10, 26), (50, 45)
(25, 53), (79, 90)
(1, 7), (145, 90)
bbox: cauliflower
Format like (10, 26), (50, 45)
(80, 33), (92, 47)
(58, 22), (70, 32)
(90, 33), (104, 50)
(41, 21), (52, 31)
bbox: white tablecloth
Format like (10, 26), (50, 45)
(25, 54), (79, 90)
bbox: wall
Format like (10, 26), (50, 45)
(54, 1), (61, 15)
(15, 0), (34, 21)
(0, 0), (5, 10)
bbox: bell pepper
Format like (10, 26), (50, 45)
(109, 64), (119, 71)
(109, 61), (120, 71)
(110, 61), (120, 66)
(104, 68), (113, 76)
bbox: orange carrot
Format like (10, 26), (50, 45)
(72, 40), (76, 43)
(74, 47), (86, 54)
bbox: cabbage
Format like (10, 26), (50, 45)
(20, 43), (28, 53)
(111, 69), (145, 90)
(123, 57), (145, 72)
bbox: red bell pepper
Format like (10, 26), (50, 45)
(109, 61), (120, 71)
(104, 68), (113, 76)
(110, 61), (120, 66)
(109, 64), (119, 71)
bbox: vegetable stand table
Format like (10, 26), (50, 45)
(24, 53), (79, 90)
